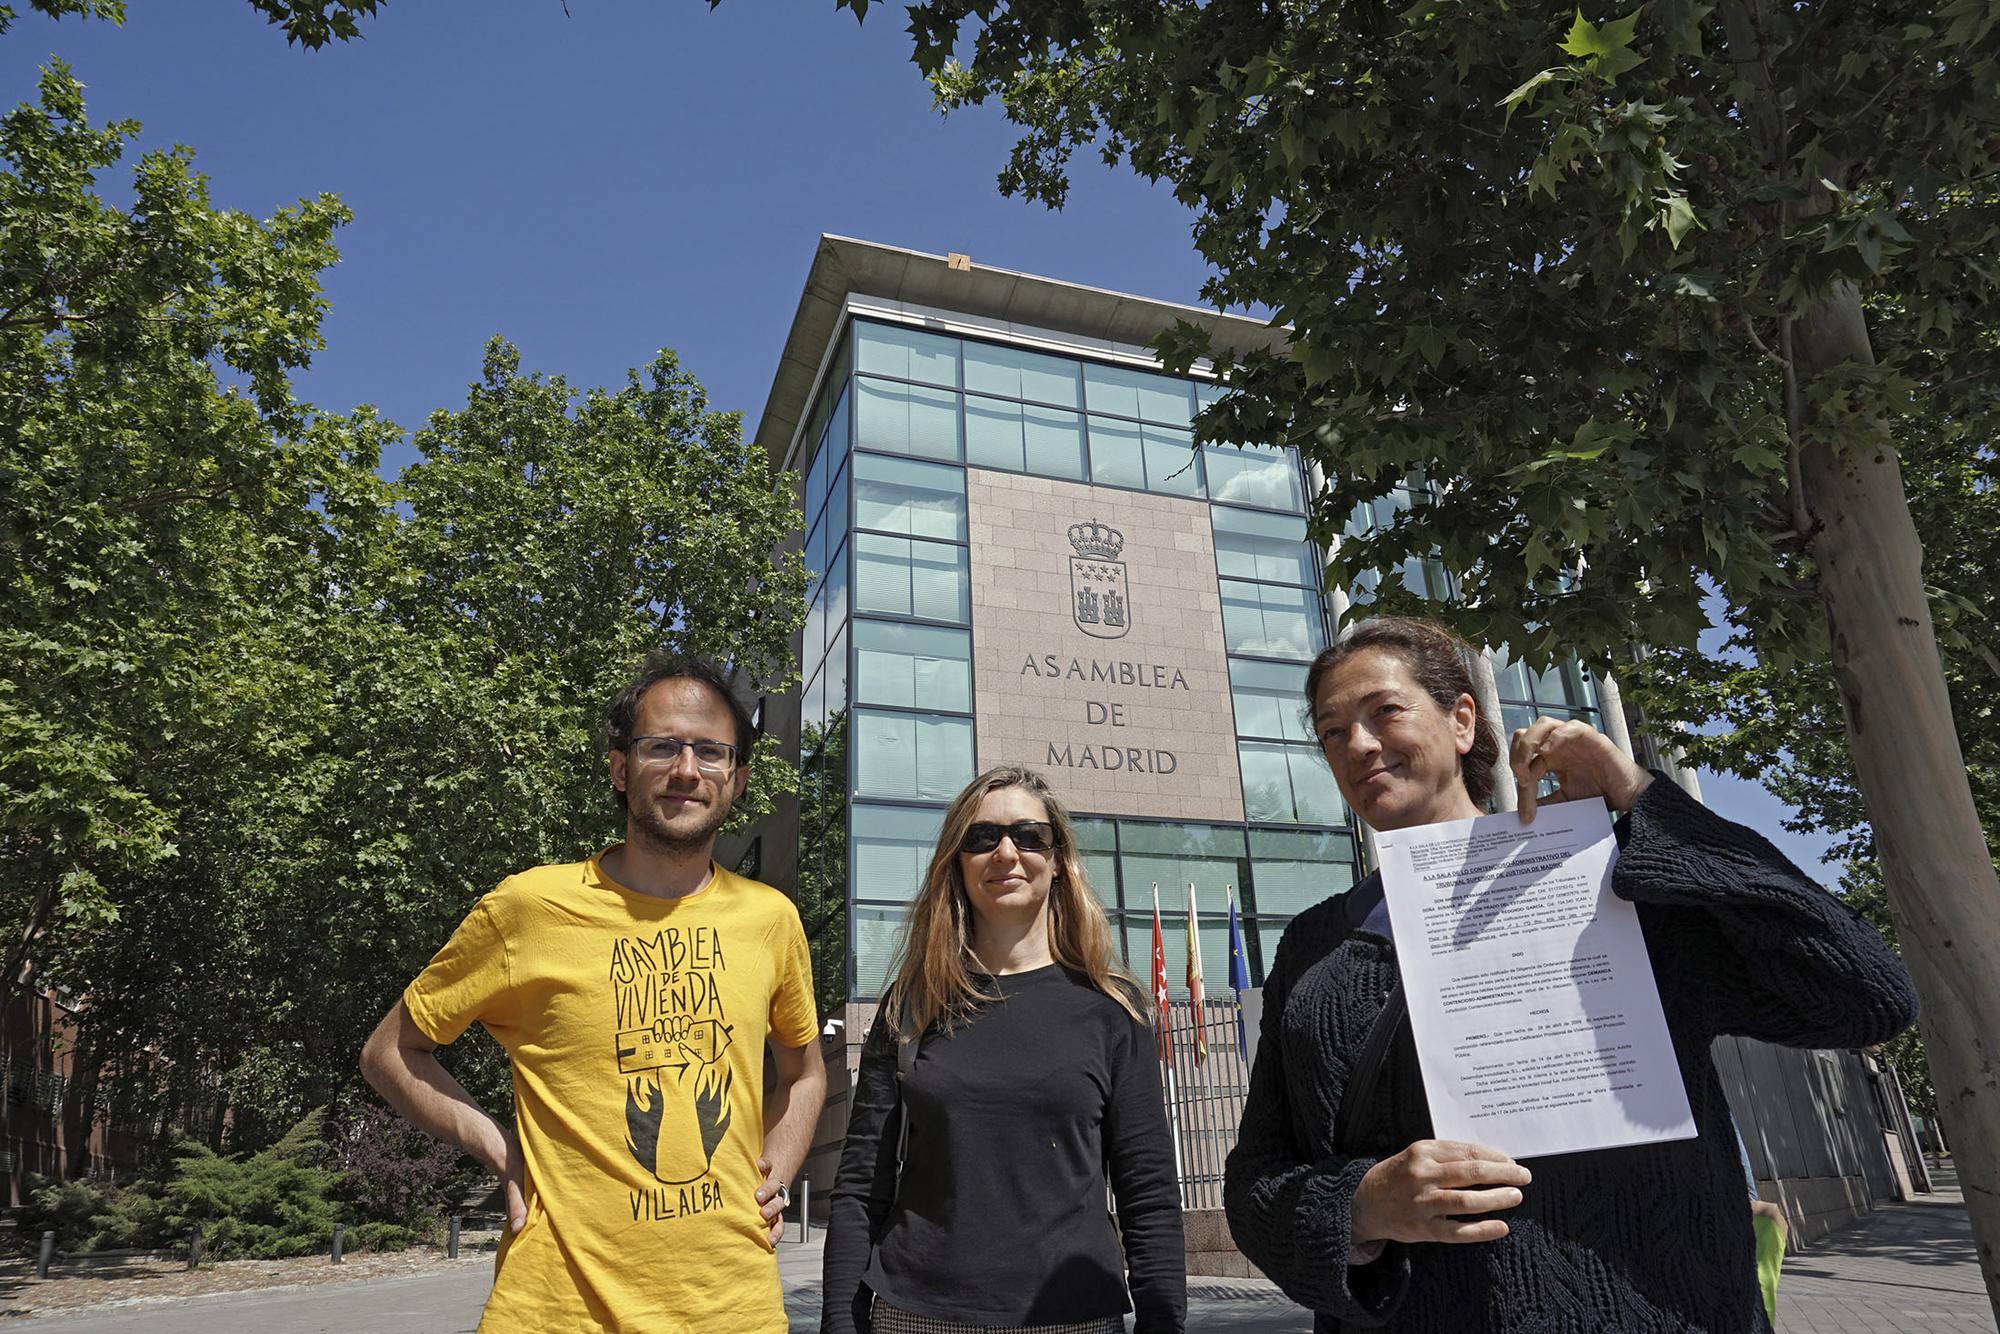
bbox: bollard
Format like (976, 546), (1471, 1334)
(798, 1178), (811, 1244)
(188, 1223), (204, 1271)
(37, 1230), (54, 1280)
(448, 1214), (461, 1259)
(331, 1223), (346, 1264)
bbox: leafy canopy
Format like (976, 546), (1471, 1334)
(894, 0), (1996, 821)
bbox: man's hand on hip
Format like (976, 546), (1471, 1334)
(754, 1155), (788, 1247)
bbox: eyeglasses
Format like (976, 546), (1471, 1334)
(627, 736), (741, 774)
(958, 821), (1059, 855)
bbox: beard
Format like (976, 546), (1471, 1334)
(627, 789), (734, 856)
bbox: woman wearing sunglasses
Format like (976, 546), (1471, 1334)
(821, 766), (1185, 1334)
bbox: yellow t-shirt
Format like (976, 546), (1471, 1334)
(404, 853), (818, 1334)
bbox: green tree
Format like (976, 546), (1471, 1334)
(887, 0), (2000, 1309)
(1, 0), (382, 47)
(0, 60), (356, 1032)
(3, 66), (809, 1151)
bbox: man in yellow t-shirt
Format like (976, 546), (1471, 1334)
(361, 655), (825, 1333)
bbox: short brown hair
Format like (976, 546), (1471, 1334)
(1303, 616), (1502, 808)
(603, 653), (758, 811)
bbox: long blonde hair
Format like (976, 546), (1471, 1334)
(883, 766), (1145, 1039)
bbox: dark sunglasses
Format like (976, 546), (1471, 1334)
(959, 821), (1059, 855)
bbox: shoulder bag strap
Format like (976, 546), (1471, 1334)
(1333, 981), (1407, 1152)
(892, 1003), (919, 1191)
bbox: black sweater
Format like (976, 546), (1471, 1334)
(821, 964), (1186, 1333)
(1224, 777), (1918, 1333)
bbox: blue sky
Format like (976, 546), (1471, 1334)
(1, 1), (1843, 878)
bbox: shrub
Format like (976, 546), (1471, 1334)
(332, 1101), (470, 1228)
(21, 1176), (113, 1252)
(165, 1109), (344, 1261)
(349, 1220), (416, 1252)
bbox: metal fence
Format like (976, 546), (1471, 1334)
(1156, 999), (1253, 1210)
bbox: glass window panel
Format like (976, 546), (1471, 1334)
(824, 623), (849, 716)
(1288, 747), (1347, 825)
(1024, 405), (1088, 480)
(909, 539), (971, 622)
(1248, 828), (1357, 917)
(825, 383), (851, 461)
(1088, 415), (1146, 489)
(853, 804), (945, 903)
(854, 453), (968, 541)
(1238, 741), (1296, 823)
(1398, 555), (1452, 601)
(915, 715), (975, 799)
(1116, 914), (1234, 999)
(973, 398), (1087, 482)
(854, 710), (974, 801)
(1143, 424), (1204, 498)
(962, 340), (1081, 407)
(1229, 657), (1312, 742)
(825, 538), (849, 644)
(806, 514), (827, 603)
(853, 534), (969, 623)
(804, 585), (827, 668)
(965, 395), (1027, 472)
(1212, 506), (1316, 587)
(854, 620), (972, 712)
(1492, 649), (1533, 703)
(854, 533), (911, 618)
(1255, 919), (1290, 982)
(805, 429), (831, 533)
(854, 708), (917, 798)
(1071, 817), (1119, 912)
(1205, 444), (1304, 512)
(1195, 380), (1227, 410)
(804, 661), (826, 738)
(1220, 580), (1326, 659)
(1083, 362), (1193, 427)
(853, 904), (909, 999)
(855, 378), (963, 461)
(1115, 822), (1249, 933)
(826, 456), (851, 540)
(854, 321), (959, 387)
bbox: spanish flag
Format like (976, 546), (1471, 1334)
(1186, 881), (1208, 1065)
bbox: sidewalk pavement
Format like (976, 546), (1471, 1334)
(1772, 1159), (1994, 1334)
(22, 1165), (1992, 1332)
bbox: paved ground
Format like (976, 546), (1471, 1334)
(1772, 1162), (1993, 1334)
(14, 1163), (1991, 1332)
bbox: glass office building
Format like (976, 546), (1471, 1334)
(752, 237), (1604, 1010)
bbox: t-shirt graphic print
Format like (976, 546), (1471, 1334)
(404, 854), (818, 1334)
(613, 920), (735, 1193)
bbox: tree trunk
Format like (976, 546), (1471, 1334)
(1792, 282), (2000, 1316)
(1717, 1), (2000, 1312)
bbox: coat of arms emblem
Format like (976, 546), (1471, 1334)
(1068, 520), (1130, 640)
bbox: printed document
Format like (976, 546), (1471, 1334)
(1376, 798), (1696, 1159)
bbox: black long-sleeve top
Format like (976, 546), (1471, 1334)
(1224, 776), (1918, 1334)
(821, 964), (1186, 1333)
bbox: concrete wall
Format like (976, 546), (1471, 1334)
(1713, 1034), (1909, 1246)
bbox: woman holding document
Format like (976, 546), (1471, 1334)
(1224, 615), (1916, 1334)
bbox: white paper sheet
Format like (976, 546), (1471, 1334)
(1376, 798), (1696, 1159)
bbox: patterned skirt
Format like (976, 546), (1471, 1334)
(870, 1296), (1124, 1334)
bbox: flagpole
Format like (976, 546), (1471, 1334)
(1151, 882), (1184, 1200)
(1187, 880), (1216, 1204)
(1226, 882), (1248, 1065)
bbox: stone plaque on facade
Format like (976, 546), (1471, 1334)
(967, 468), (1245, 824)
